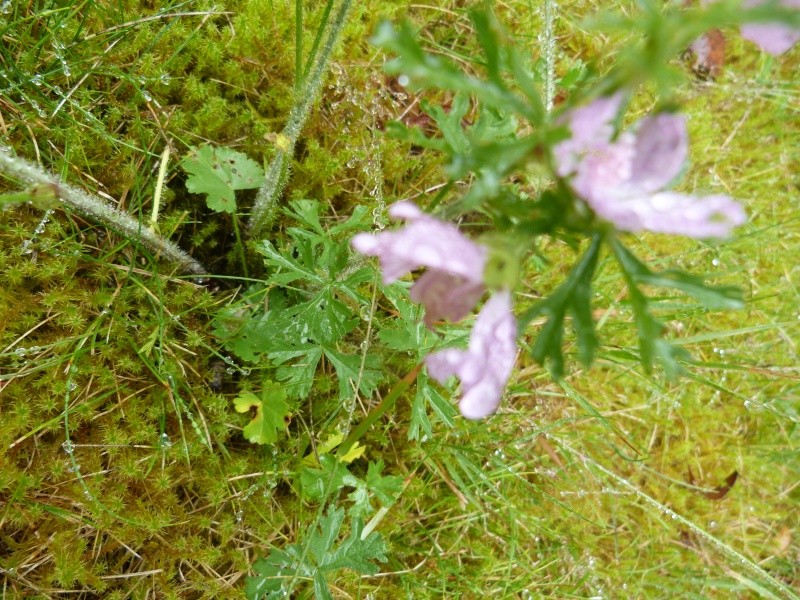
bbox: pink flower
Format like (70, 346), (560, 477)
(426, 291), (517, 419)
(741, 0), (800, 55)
(554, 100), (746, 239)
(352, 201), (487, 327)
(553, 92), (624, 178)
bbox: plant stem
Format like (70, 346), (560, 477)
(336, 363), (422, 460)
(0, 150), (206, 275)
(248, 0), (353, 237)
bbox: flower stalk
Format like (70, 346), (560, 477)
(248, 0), (353, 237)
(0, 150), (206, 275)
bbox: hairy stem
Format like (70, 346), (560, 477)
(0, 150), (206, 275)
(248, 0), (353, 237)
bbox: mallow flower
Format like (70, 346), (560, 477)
(352, 201), (487, 327)
(352, 201), (517, 419)
(554, 97), (746, 239)
(740, 0), (800, 55)
(425, 291), (517, 419)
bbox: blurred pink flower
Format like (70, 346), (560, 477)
(554, 101), (746, 239)
(426, 290), (517, 419)
(352, 201), (487, 327)
(553, 92), (624, 178)
(741, 0), (800, 55)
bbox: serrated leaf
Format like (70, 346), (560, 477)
(272, 346), (322, 399)
(182, 145), (264, 214)
(246, 507), (387, 599)
(322, 347), (383, 400)
(339, 441), (366, 464)
(300, 455), (349, 501)
(364, 460), (403, 505)
(302, 433), (365, 467)
(408, 372), (456, 441)
(233, 383), (289, 445)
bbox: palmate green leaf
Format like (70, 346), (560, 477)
(322, 347), (382, 400)
(300, 454), (349, 501)
(233, 383), (290, 445)
(344, 459), (403, 518)
(258, 239), (323, 287)
(608, 238), (706, 377)
(182, 145), (264, 213)
(371, 14), (541, 122)
(271, 346), (322, 399)
(246, 507), (386, 600)
(409, 371), (457, 441)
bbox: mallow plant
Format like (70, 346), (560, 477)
(341, 0), (800, 422)
(245, 2), (798, 596)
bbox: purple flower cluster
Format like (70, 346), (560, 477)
(553, 94), (746, 239)
(352, 202), (517, 419)
(741, 0), (800, 55)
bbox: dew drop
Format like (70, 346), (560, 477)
(397, 74), (410, 87)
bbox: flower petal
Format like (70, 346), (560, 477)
(351, 201), (487, 284)
(741, 23), (800, 55)
(741, 0), (800, 55)
(426, 291), (517, 419)
(553, 93), (625, 177)
(590, 191), (746, 239)
(410, 271), (486, 328)
(629, 113), (688, 193)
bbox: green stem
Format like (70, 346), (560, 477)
(0, 150), (206, 275)
(231, 214), (249, 278)
(336, 363), (422, 460)
(248, 0), (353, 237)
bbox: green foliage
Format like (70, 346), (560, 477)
(246, 506), (387, 600)
(233, 382), (291, 444)
(343, 459), (403, 518)
(182, 145), (264, 214)
(1, 1), (799, 599)
(214, 199), (383, 400)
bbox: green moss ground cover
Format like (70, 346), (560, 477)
(0, 1), (798, 598)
